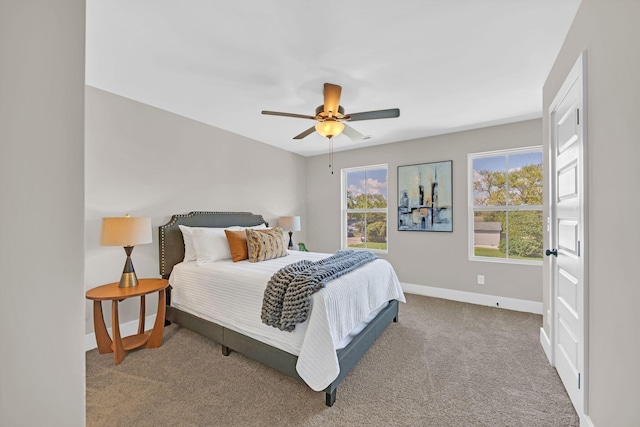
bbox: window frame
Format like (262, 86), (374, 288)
(341, 164), (389, 253)
(468, 146), (543, 265)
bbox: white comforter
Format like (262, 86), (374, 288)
(169, 250), (405, 391)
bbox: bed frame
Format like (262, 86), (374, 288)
(158, 211), (399, 406)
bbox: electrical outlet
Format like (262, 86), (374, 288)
(477, 275), (485, 285)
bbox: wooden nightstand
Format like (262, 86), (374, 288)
(86, 278), (169, 365)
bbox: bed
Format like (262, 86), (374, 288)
(159, 211), (405, 406)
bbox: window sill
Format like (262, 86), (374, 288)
(469, 256), (542, 266)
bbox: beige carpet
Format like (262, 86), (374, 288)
(86, 294), (578, 426)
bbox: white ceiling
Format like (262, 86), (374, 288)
(86, 0), (581, 157)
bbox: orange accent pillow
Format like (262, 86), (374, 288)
(224, 230), (249, 262)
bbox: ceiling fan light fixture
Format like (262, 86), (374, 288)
(315, 120), (345, 139)
(262, 82), (399, 142)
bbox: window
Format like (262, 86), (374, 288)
(342, 165), (388, 252)
(468, 147), (543, 264)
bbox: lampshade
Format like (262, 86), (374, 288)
(315, 120), (344, 138)
(101, 216), (152, 247)
(101, 215), (152, 288)
(279, 216), (301, 232)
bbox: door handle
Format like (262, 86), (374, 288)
(545, 248), (558, 257)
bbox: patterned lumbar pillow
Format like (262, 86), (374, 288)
(246, 227), (288, 262)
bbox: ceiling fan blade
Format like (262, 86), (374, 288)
(293, 126), (317, 140)
(262, 110), (316, 120)
(346, 108), (400, 122)
(323, 83), (342, 116)
(342, 123), (364, 142)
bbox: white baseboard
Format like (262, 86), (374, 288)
(540, 327), (552, 364)
(581, 414), (594, 427)
(92, 287), (540, 351)
(85, 314), (156, 352)
(401, 282), (543, 314)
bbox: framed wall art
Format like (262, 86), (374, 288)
(398, 160), (453, 232)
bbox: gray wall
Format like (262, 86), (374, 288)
(84, 86), (308, 333)
(0, 1), (86, 425)
(306, 119), (543, 303)
(542, 0), (640, 424)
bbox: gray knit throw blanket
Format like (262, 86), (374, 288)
(261, 250), (379, 332)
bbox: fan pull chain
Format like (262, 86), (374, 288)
(329, 137), (334, 174)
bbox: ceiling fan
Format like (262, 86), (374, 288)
(261, 83), (400, 141)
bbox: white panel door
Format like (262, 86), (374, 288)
(548, 53), (587, 416)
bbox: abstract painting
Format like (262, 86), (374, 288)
(398, 160), (453, 232)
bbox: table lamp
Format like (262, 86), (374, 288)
(101, 214), (152, 288)
(279, 216), (301, 250)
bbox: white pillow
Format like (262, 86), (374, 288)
(179, 223), (268, 263)
(191, 227), (233, 264)
(178, 225), (197, 262)
(229, 223), (268, 230)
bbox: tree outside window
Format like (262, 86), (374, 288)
(469, 148), (543, 263)
(343, 165), (388, 252)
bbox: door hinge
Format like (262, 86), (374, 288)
(578, 372), (581, 389)
(577, 108), (580, 125)
(578, 240), (581, 257)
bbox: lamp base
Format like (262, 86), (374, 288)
(119, 271), (139, 288)
(119, 246), (139, 288)
(288, 231), (294, 250)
